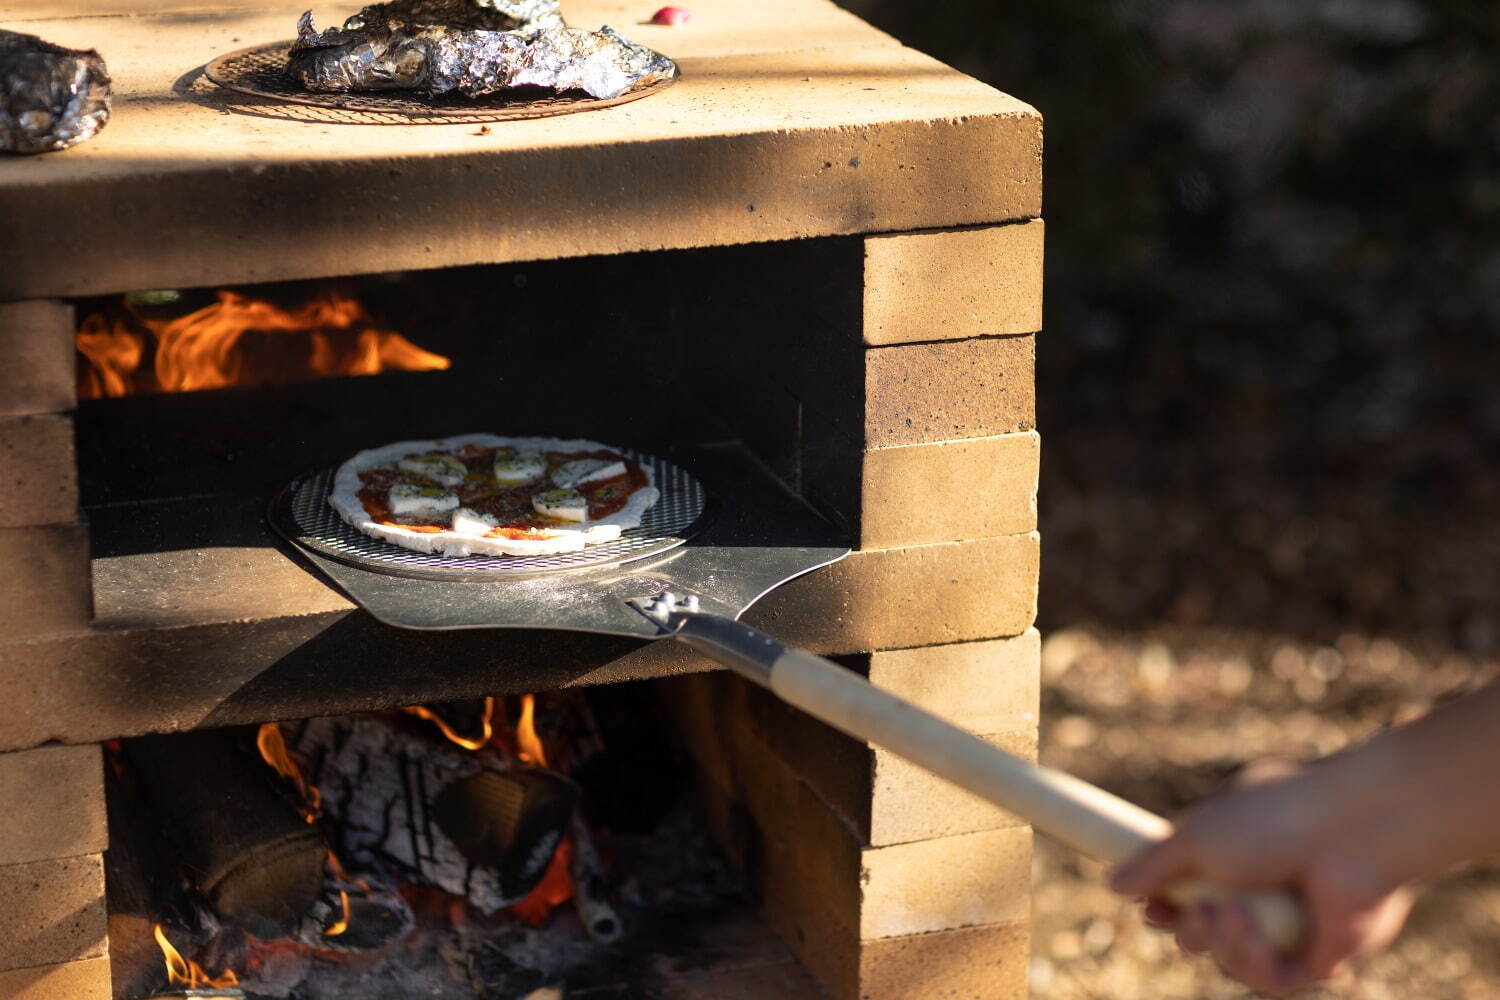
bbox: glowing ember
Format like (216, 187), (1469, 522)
(403, 696), (496, 751)
(154, 923), (239, 989)
(508, 835), (575, 926)
(75, 289), (450, 399)
(516, 694), (548, 767)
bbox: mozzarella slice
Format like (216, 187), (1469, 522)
(451, 507), (498, 536)
(532, 487), (588, 522)
(398, 452), (467, 486)
(552, 458), (627, 489)
(389, 483), (460, 516)
(494, 450), (547, 486)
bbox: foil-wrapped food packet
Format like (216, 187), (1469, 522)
(289, 0), (677, 102)
(0, 28), (110, 155)
(343, 0), (567, 32)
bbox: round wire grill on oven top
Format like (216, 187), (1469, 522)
(277, 452), (707, 581)
(205, 41), (678, 125)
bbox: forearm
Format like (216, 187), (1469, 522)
(1319, 679), (1500, 884)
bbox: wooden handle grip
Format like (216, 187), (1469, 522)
(766, 647), (1305, 952)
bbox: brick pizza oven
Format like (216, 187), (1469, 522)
(0, 0), (1043, 996)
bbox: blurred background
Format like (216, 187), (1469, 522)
(844, 1), (1500, 996)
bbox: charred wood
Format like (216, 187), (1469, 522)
(288, 714), (575, 913)
(433, 768), (577, 898)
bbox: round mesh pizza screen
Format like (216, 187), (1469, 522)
(205, 41), (677, 125)
(279, 451), (707, 580)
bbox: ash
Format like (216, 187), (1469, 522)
(273, 924), (574, 999)
(234, 799), (751, 1000)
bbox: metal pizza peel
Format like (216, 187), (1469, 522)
(269, 443), (1305, 951)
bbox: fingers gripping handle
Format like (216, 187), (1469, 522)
(1159, 882), (1305, 955)
(666, 611), (1304, 953)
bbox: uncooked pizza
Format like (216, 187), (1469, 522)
(328, 433), (660, 557)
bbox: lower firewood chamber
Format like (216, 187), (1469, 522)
(106, 682), (817, 999)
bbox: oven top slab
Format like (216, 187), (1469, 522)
(0, 0), (1040, 299)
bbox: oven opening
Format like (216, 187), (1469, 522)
(69, 240), (863, 517)
(106, 679), (819, 999)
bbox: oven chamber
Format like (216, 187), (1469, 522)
(0, 1), (1044, 996)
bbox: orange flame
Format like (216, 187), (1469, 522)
(154, 924), (239, 989)
(256, 722), (321, 820)
(76, 313), (144, 399)
(508, 835), (575, 926)
(326, 848), (372, 894)
(516, 694), (548, 767)
(326, 890), (352, 937)
(256, 726), (360, 937)
(403, 696), (496, 751)
(506, 694), (575, 922)
(76, 290), (450, 399)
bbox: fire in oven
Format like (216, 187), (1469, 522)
(108, 686), (769, 998)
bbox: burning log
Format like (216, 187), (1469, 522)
(125, 728), (327, 939)
(432, 768), (578, 897)
(286, 713), (577, 913)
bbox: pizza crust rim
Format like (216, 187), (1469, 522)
(328, 433), (661, 557)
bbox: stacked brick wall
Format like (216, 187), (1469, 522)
(666, 220), (1043, 1000)
(0, 300), (111, 997)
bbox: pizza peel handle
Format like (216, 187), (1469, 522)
(638, 598), (1306, 954)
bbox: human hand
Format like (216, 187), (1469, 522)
(1110, 761), (1415, 994)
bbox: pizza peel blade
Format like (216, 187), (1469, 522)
(270, 443), (847, 636)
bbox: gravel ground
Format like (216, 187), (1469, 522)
(835, 2), (1500, 994)
(1031, 626), (1500, 998)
